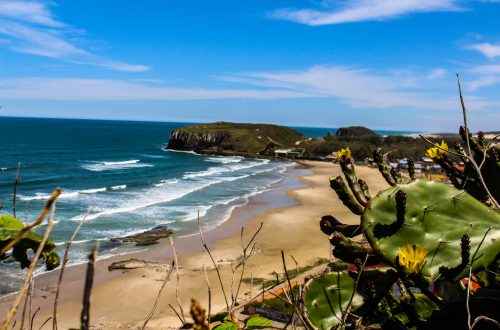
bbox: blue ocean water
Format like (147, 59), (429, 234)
(0, 117), (295, 293)
(291, 126), (420, 138)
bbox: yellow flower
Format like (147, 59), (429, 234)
(398, 244), (428, 274)
(337, 147), (352, 163)
(426, 140), (448, 160)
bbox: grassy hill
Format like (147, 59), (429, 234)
(167, 122), (304, 157)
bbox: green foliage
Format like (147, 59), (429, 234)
(362, 179), (500, 280)
(213, 321), (238, 330)
(244, 315), (273, 329)
(306, 126), (500, 328)
(303, 271), (362, 330)
(0, 215), (60, 270)
(169, 122), (304, 157)
(299, 134), (460, 161)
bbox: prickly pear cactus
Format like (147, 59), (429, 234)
(0, 215), (60, 270)
(303, 271), (363, 330)
(362, 179), (500, 280)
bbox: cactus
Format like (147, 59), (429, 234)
(304, 136), (500, 328)
(303, 271), (363, 329)
(0, 215), (60, 270)
(425, 127), (500, 205)
(362, 179), (500, 280)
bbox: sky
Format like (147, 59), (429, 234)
(0, 0), (500, 132)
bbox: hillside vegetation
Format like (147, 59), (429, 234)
(167, 121), (304, 157)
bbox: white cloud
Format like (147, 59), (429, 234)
(467, 42), (500, 59)
(0, 77), (316, 100)
(269, 0), (463, 26)
(1, 66), (496, 113)
(220, 66), (461, 110)
(0, 0), (63, 27)
(0, 0), (149, 72)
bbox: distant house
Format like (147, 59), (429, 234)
(274, 148), (304, 159)
(325, 152), (339, 162)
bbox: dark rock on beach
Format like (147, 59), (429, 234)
(108, 258), (171, 272)
(110, 225), (173, 246)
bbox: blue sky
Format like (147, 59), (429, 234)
(0, 0), (499, 132)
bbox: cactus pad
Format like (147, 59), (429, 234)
(362, 180), (500, 280)
(303, 271), (363, 329)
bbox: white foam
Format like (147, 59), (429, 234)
(110, 185), (127, 190)
(80, 188), (106, 194)
(19, 187), (106, 201)
(71, 178), (223, 221)
(205, 156), (243, 164)
(154, 179), (179, 187)
(82, 159), (153, 172)
(165, 149), (201, 155)
(183, 160), (268, 180)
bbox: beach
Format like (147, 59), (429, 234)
(0, 160), (389, 329)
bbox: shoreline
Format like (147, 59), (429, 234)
(0, 160), (389, 329)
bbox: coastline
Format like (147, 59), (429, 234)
(0, 160), (389, 329)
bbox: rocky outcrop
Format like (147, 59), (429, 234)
(336, 126), (376, 137)
(167, 129), (229, 153)
(165, 122), (305, 157)
(108, 258), (171, 272)
(110, 226), (172, 246)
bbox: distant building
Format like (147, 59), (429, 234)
(274, 148), (304, 159)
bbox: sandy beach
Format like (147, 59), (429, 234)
(0, 160), (389, 329)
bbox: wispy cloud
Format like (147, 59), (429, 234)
(467, 42), (500, 59)
(268, 0), (463, 26)
(0, 77), (315, 100)
(2, 65), (495, 113)
(0, 0), (149, 72)
(220, 66), (466, 110)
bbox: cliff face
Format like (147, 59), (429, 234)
(166, 122), (304, 157)
(167, 129), (230, 152)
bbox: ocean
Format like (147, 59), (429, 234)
(0, 117), (415, 293)
(0, 117), (299, 293)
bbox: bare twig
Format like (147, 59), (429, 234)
(38, 316), (52, 330)
(168, 304), (184, 325)
(19, 277), (33, 330)
(471, 315), (500, 329)
(30, 307), (40, 330)
(419, 135), (499, 209)
(140, 261), (175, 330)
(1, 202), (57, 330)
(197, 211), (230, 311)
(457, 74), (472, 158)
(232, 222), (264, 310)
(341, 254), (369, 327)
(13, 162), (20, 218)
(203, 265), (212, 326)
(80, 246), (97, 330)
(466, 267), (472, 329)
(53, 209), (91, 330)
(169, 237), (186, 325)
(1, 188), (62, 256)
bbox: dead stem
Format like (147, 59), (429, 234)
(169, 236), (186, 325)
(1, 202), (57, 330)
(53, 209), (91, 330)
(80, 246), (96, 330)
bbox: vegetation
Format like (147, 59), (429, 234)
(304, 123), (499, 329)
(167, 121), (304, 157)
(300, 133), (461, 161)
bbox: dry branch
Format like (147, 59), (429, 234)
(1, 202), (57, 330)
(52, 209), (91, 330)
(80, 246), (96, 330)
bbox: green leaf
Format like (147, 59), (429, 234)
(244, 315), (273, 329)
(213, 321), (238, 330)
